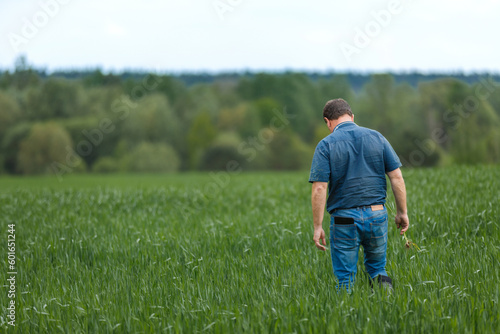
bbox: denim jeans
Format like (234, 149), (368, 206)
(329, 206), (388, 291)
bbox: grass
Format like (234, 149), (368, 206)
(0, 166), (499, 333)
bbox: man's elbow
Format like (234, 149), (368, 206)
(387, 168), (404, 182)
(312, 182), (328, 193)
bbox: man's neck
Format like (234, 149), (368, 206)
(330, 115), (354, 132)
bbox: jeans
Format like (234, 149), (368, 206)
(329, 206), (388, 291)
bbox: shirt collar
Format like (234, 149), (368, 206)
(333, 121), (356, 133)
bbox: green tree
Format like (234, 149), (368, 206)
(449, 99), (500, 164)
(217, 104), (247, 132)
(154, 75), (187, 107)
(239, 104), (262, 139)
(187, 112), (217, 169)
(274, 73), (318, 142)
(0, 92), (22, 142)
(16, 122), (79, 174)
(356, 74), (396, 134)
(268, 130), (312, 170)
(121, 142), (180, 173)
(2, 122), (32, 173)
(199, 132), (246, 170)
(237, 73), (318, 142)
(26, 78), (83, 120)
(92, 156), (119, 173)
(390, 83), (441, 167)
(83, 70), (121, 87)
(484, 79), (500, 118)
(417, 79), (469, 150)
(8, 55), (40, 90)
(60, 116), (119, 168)
(83, 85), (125, 118)
(122, 94), (181, 146)
(253, 98), (281, 126)
(182, 85), (221, 121)
(317, 75), (353, 104)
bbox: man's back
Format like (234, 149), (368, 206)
(309, 121), (401, 213)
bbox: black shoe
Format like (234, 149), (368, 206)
(370, 275), (393, 293)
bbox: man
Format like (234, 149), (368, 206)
(309, 98), (409, 292)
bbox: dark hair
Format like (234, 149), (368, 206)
(323, 98), (353, 120)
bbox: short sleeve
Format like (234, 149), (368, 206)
(309, 140), (331, 183)
(382, 137), (402, 173)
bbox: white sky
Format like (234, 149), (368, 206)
(0, 0), (499, 73)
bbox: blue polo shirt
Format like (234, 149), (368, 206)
(309, 122), (401, 213)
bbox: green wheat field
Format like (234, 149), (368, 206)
(1, 166), (499, 333)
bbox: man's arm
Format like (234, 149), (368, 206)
(311, 181), (328, 251)
(387, 168), (409, 235)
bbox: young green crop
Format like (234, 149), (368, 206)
(0, 165), (499, 333)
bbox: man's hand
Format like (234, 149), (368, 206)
(313, 227), (327, 251)
(395, 213), (409, 235)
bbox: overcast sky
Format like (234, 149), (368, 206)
(0, 0), (499, 73)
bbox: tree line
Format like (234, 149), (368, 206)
(1, 63), (499, 176)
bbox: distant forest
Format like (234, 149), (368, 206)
(8, 66), (500, 91)
(1, 58), (499, 176)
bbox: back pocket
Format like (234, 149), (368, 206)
(332, 216), (356, 249)
(369, 213), (388, 248)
